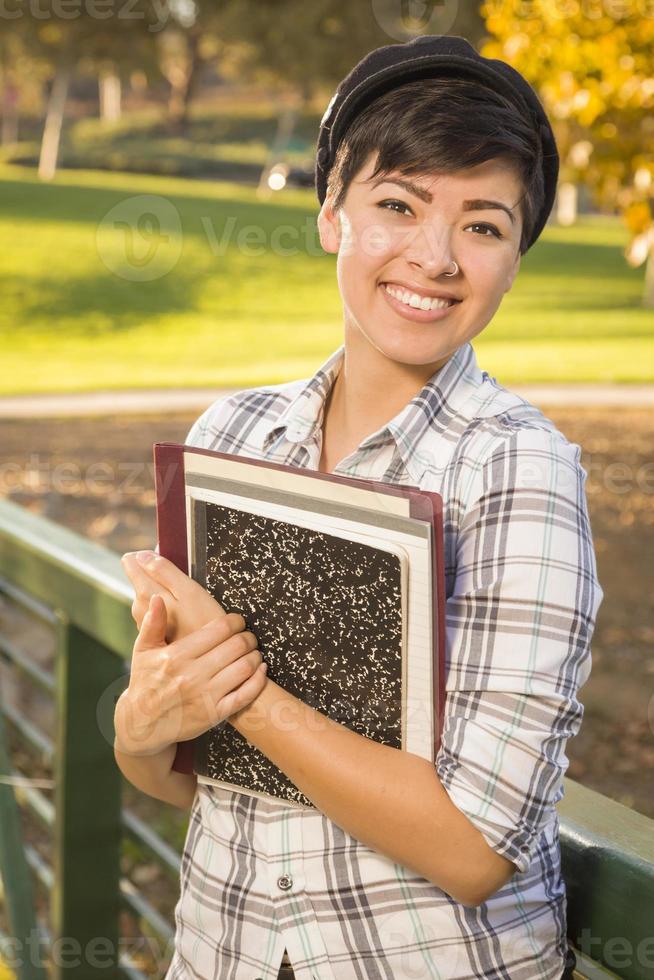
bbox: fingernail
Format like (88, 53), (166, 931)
(135, 551), (156, 565)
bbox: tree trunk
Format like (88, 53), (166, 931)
(179, 32), (201, 131)
(1, 83), (19, 146)
(99, 64), (121, 123)
(644, 241), (654, 309)
(38, 62), (71, 181)
(167, 32), (201, 135)
(257, 103), (299, 197)
(556, 182), (578, 226)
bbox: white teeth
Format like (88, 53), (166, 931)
(384, 284), (454, 310)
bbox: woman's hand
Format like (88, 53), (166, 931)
(114, 593), (268, 757)
(121, 550), (225, 643)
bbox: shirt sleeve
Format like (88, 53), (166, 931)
(435, 426), (604, 875)
(184, 404), (215, 448)
(183, 394), (240, 449)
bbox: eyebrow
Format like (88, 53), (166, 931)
(368, 176), (516, 225)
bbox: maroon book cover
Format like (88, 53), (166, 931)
(154, 442), (446, 781)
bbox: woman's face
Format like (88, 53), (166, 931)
(318, 152), (524, 372)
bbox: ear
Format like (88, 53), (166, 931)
(504, 248), (521, 293)
(317, 195), (342, 255)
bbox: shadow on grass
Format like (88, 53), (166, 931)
(0, 174), (320, 233)
(0, 174), (328, 333)
(0, 266), (197, 334)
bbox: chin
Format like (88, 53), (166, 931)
(364, 328), (455, 369)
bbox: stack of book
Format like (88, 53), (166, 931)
(154, 442), (446, 810)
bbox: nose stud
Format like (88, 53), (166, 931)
(444, 260), (459, 277)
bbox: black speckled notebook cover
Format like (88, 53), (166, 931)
(192, 498), (406, 807)
(154, 441), (447, 804)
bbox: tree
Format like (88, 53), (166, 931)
(212, 0), (486, 106)
(0, 33), (49, 147)
(480, 0), (654, 306)
(9, 3), (170, 179)
(187, 0), (488, 192)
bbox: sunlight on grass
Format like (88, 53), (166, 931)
(0, 165), (651, 393)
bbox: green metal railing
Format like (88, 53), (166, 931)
(0, 496), (653, 979)
(0, 498), (177, 979)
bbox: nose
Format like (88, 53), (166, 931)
(403, 219), (456, 278)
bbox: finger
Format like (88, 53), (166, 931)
(192, 629), (259, 673)
(130, 551), (191, 600)
(185, 638), (260, 695)
(123, 555), (175, 634)
(170, 612), (247, 661)
(131, 596), (161, 632)
(197, 651), (263, 721)
(213, 661), (268, 721)
(215, 649), (263, 690)
(121, 552), (173, 601)
(133, 594), (168, 653)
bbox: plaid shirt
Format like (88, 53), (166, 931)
(164, 341), (603, 980)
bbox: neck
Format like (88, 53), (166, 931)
(326, 324), (454, 444)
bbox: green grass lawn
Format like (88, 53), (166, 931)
(1, 163), (651, 394)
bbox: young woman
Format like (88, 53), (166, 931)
(116, 35), (602, 980)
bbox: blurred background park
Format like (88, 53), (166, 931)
(0, 0), (653, 390)
(0, 2), (653, 977)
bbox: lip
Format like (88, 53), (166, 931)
(381, 280), (461, 302)
(379, 283), (461, 323)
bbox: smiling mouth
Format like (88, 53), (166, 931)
(380, 282), (462, 314)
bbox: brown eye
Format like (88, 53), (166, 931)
(465, 222), (502, 239)
(378, 199), (413, 216)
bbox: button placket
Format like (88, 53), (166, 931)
(265, 808), (336, 980)
(269, 806), (304, 899)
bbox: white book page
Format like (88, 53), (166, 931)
(184, 452), (412, 517)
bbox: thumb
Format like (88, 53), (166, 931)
(134, 593), (167, 652)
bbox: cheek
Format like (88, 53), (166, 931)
(461, 248), (513, 300)
(339, 213), (397, 268)
(336, 236), (391, 302)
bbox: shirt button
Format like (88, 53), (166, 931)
(277, 873), (293, 891)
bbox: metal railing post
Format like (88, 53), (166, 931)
(0, 692), (48, 980)
(51, 614), (125, 980)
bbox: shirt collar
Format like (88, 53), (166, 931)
(260, 341), (487, 483)
(260, 344), (346, 453)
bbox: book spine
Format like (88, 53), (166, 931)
(154, 444), (189, 575)
(153, 443), (194, 775)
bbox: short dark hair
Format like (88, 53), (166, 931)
(325, 76), (545, 256)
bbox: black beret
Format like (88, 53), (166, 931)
(315, 34), (559, 251)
